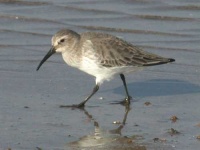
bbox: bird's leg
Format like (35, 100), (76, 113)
(120, 74), (132, 106)
(60, 84), (99, 109)
(76, 84), (99, 107)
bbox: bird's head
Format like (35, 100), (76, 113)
(36, 29), (80, 71)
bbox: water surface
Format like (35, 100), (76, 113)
(0, 0), (200, 150)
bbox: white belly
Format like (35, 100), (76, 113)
(79, 56), (142, 84)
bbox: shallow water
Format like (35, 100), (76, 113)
(0, 0), (200, 150)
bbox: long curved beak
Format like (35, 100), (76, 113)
(36, 46), (56, 71)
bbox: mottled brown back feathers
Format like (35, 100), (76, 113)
(80, 32), (175, 67)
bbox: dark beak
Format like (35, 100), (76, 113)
(36, 46), (56, 71)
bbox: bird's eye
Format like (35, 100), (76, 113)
(60, 39), (65, 43)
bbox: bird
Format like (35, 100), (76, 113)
(36, 29), (175, 108)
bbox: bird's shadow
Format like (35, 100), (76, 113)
(113, 79), (200, 98)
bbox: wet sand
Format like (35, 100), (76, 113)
(0, 0), (200, 150)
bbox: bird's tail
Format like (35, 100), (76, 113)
(143, 58), (175, 66)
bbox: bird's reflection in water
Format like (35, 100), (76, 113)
(66, 106), (146, 150)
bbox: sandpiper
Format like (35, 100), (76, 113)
(37, 29), (175, 108)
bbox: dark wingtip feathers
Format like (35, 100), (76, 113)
(143, 58), (175, 66)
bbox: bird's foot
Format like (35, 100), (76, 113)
(59, 103), (85, 109)
(111, 96), (132, 106)
(120, 96), (132, 106)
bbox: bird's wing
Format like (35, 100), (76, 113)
(88, 35), (172, 67)
(80, 32), (174, 67)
